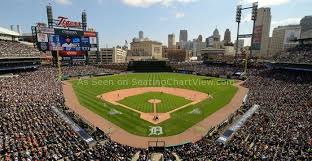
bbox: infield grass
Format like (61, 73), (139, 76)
(118, 92), (192, 113)
(71, 73), (238, 137)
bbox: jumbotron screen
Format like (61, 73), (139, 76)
(36, 28), (98, 52)
(49, 35), (93, 51)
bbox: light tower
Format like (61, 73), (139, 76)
(47, 4), (53, 28)
(82, 10), (87, 31)
(235, 2), (258, 60)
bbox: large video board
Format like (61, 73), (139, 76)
(49, 29), (98, 52)
(35, 27), (98, 54)
(50, 35), (84, 51)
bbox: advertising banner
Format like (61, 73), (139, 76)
(89, 37), (97, 44)
(80, 37), (90, 51)
(252, 25), (263, 50)
(59, 51), (86, 56)
(37, 27), (55, 34)
(54, 29), (83, 36)
(37, 33), (48, 42)
(49, 35), (62, 51)
(84, 31), (97, 37)
(37, 42), (49, 51)
(284, 29), (301, 45)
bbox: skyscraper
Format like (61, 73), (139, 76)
(168, 33), (176, 49)
(179, 30), (188, 42)
(197, 35), (203, 42)
(139, 31), (144, 40)
(213, 28), (221, 42)
(211, 28), (221, 48)
(270, 25), (301, 56)
(223, 29), (231, 45)
(300, 16), (312, 39)
(252, 7), (271, 58)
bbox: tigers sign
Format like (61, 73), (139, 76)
(55, 16), (81, 28)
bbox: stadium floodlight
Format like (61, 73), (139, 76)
(82, 10), (87, 31)
(47, 5), (53, 28)
(251, 2), (258, 21)
(236, 5), (242, 23)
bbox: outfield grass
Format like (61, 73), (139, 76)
(71, 73), (238, 136)
(118, 92), (192, 113)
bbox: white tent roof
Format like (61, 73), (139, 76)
(0, 26), (20, 36)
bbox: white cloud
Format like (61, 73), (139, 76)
(271, 17), (301, 28)
(55, 0), (72, 5)
(270, 17), (301, 35)
(122, 0), (198, 8)
(175, 12), (185, 18)
(238, 0), (290, 7)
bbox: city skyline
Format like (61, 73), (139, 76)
(0, 0), (311, 47)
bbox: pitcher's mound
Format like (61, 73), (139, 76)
(148, 99), (162, 104)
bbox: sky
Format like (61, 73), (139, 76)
(0, 0), (311, 47)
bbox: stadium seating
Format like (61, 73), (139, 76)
(273, 44), (312, 64)
(0, 63), (311, 160)
(0, 40), (42, 58)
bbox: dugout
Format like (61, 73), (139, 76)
(148, 141), (166, 153)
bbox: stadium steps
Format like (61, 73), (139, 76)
(131, 151), (141, 161)
(172, 152), (182, 161)
(150, 153), (163, 161)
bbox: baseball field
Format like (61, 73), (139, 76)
(70, 73), (238, 137)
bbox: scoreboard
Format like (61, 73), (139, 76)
(34, 27), (98, 56)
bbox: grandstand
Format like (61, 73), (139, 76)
(0, 26), (51, 72)
(273, 43), (312, 65)
(0, 49), (311, 160)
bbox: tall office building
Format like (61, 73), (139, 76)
(100, 47), (127, 63)
(179, 30), (188, 42)
(139, 31), (144, 40)
(168, 33), (176, 49)
(213, 28), (221, 42)
(128, 40), (163, 61)
(211, 28), (221, 48)
(300, 16), (312, 39)
(252, 7), (271, 58)
(197, 35), (203, 42)
(223, 29), (231, 45)
(168, 33), (176, 48)
(270, 25), (301, 56)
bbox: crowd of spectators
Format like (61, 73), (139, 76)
(99, 63), (129, 71)
(0, 62), (311, 160)
(170, 69), (312, 160)
(171, 62), (246, 78)
(137, 149), (175, 161)
(0, 68), (89, 160)
(61, 65), (121, 77)
(0, 40), (42, 58)
(0, 67), (138, 160)
(273, 44), (312, 64)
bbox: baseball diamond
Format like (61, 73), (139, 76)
(62, 72), (248, 148)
